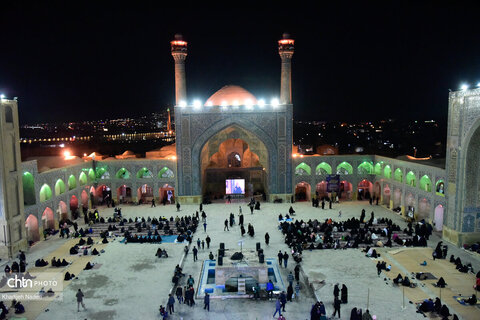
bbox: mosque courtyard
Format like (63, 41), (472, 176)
(4, 201), (480, 320)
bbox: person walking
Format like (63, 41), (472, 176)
(241, 225), (246, 236)
(287, 271), (294, 287)
(204, 292), (210, 311)
(279, 290), (287, 311)
(167, 294), (175, 314)
(224, 219), (229, 231)
(295, 282), (301, 299)
(193, 246), (198, 262)
(265, 232), (270, 246)
(203, 221), (207, 232)
(283, 251), (289, 268)
(206, 236), (211, 249)
(151, 198), (156, 207)
(176, 286), (183, 304)
(273, 298), (282, 317)
(278, 250), (283, 266)
(201, 240), (205, 250)
(239, 213), (244, 226)
(197, 238), (201, 248)
(239, 206), (242, 215)
(187, 275), (195, 287)
(294, 264), (300, 281)
(332, 296), (341, 318)
(76, 289), (86, 312)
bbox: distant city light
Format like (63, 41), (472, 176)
(461, 84), (469, 91)
(193, 100), (201, 109)
(271, 98), (279, 107)
(179, 100), (187, 107)
(59, 144), (65, 148)
(258, 99), (265, 107)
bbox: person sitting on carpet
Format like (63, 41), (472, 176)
(87, 237), (93, 245)
(70, 246), (78, 255)
(463, 294), (477, 305)
(436, 277), (446, 288)
(434, 297), (442, 313)
(92, 248), (99, 255)
(77, 238), (86, 246)
(102, 237), (108, 244)
(13, 300), (24, 314)
(51, 257), (57, 267)
(60, 259), (69, 267)
(393, 274), (403, 285)
(402, 276), (411, 287)
(418, 298), (434, 312)
(440, 304), (450, 318)
(84, 262), (94, 270)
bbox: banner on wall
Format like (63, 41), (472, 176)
(326, 174), (340, 192)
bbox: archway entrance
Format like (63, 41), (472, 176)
(95, 184), (112, 205)
(117, 185), (132, 203)
(70, 195), (79, 219)
(373, 181), (381, 199)
(81, 190), (89, 209)
(200, 126), (268, 201)
(25, 215), (40, 244)
(42, 207), (55, 230)
(58, 201), (68, 221)
(383, 184), (391, 206)
(316, 181), (328, 199)
(406, 193), (415, 219)
(357, 179), (372, 200)
(418, 198), (431, 221)
(137, 184), (153, 204)
(340, 181), (352, 200)
(295, 182), (311, 202)
(434, 205), (444, 231)
(393, 188), (402, 208)
(159, 184), (175, 204)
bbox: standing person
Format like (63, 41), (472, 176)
(376, 261), (382, 276)
(224, 219), (229, 231)
(341, 284), (348, 304)
(175, 286), (183, 304)
(333, 284), (340, 299)
(278, 251), (283, 266)
(199, 203), (203, 212)
(265, 232), (270, 246)
(239, 213), (244, 226)
(229, 213), (235, 227)
(197, 238), (201, 248)
(266, 280), (274, 298)
(76, 289), (86, 312)
(201, 240), (205, 250)
(203, 292), (210, 311)
(239, 206), (242, 215)
(329, 199), (332, 209)
(176, 202), (180, 211)
(249, 203), (254, 214)
(287, 271), (294, 287)
(321, 199), (325, 210)
(241, 225), (246, 236)
(279, 290), (287, 311)
(287, 284), (294, 302)
(206, 235), (211, 249)
(332, 296), (341, 318)
(203, 221), (207, 232)
(338, 210), (342, 217)
(294, 264), (300, 281)
(283, 251), (289, 268)
(193, 246), (198, 262)
(187, 275), (195, 287)
(201, 211), (207, 221)
(151, 198), (156, 207)
(273, 298), (282, 317)
(167, 294), (175, 314)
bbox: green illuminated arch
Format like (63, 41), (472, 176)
(419, 175), (432, 192)
(79, 172), (88, 186)
(158, 167), (174, 178)
(22, 172), (35, 205)
(137, 167), (153, 178)
(96, 167), (109, 179)
(68, 175), (77, 190)
(295, 162), (311, 175)
(406, 171), (416, 187)
(336, 161), (353, 175)
(315, 162), (332, 175)
(357, 161), (373, 174)
(39, 184), (52, 202)
(88, 169), (96, 182)
(116, 168), (131, 179)
(394, 168), (403, 182)
(54, 179), (66, 196)
(384, 165), (392, 179)
(374, 162), (383, 175)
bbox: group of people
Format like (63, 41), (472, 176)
(449, 254), (475, 274)
(417, 297), (459, 319)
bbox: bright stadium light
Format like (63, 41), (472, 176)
(271, 98), (279, 107)
(179, 100), (187, 107)
(257, 99), (265, 107)
(461, 84), (469, 91)
(193, 100), (202, 109)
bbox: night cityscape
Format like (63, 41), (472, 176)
(0, 2), (479, 320)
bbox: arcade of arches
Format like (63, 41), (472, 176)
(200, 126), (268, 200)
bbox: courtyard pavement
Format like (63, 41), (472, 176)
(4, 200), (480, 319)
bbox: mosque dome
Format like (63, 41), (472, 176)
(205, 85), (257, 106)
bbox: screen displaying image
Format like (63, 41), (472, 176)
(226, 179), (245, 194)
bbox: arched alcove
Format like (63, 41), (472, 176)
(22, 172), (35, 205)
(315, 162), (332, 175)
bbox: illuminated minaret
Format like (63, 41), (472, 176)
(167, 108), (171, 132)
(278, 33), (295, 105)
(171, 34), (188, 105)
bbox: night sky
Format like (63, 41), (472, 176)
(1, 2), (480, 124)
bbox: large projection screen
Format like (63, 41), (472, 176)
(226, 179), (245, 195)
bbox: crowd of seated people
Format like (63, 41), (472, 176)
(449, 255), (475, 274)
(50, 257), (70, 268)
(279, 209), (428, 251)
(463, 241), (480, 254)
(417, 297), (459, 319)
(156, 248), (168, 258)
(0, 268), (36, 289)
